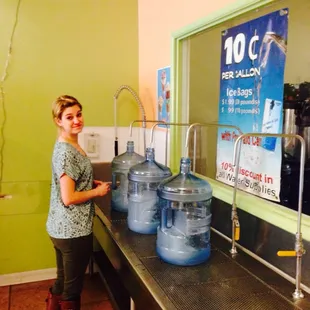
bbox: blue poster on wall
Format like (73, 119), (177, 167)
(216, 9), (289, 201)
(157, 66), (171, 126)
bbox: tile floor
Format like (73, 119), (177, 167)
(0, 273), (113, 310)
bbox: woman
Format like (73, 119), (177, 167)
(46, 95), (110, 310)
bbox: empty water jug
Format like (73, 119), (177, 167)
(156, 157), (212, 266)
(127, 147), (172, 234)
(111, 141), (144, 212)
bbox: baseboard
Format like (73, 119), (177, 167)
(0, 268), (57, 287)
(0, 261), (100, 287)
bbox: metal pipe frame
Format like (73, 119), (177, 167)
(185, 122), (242, 158)
(185, 122), (243, 152)
(184, 123), (242, 176)
(114, 86), (147, 152)
(129, 120), (165, 138)
(233, 133), (306, 300)
(184, 122), (243, 254)
(130, 298), (135, 310)
(129, 120), (166, 157)
(149, 122), (194, 167)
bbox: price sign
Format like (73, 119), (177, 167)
(216, 9), (289, 202)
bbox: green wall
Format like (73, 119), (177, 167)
(0, 0), (139, 274)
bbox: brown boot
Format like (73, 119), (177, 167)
(45, 289), (61, 310)
(60, 300), (80, 310)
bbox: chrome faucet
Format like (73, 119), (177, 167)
(128, 119), (165, 155)
(185, 122), (243, 255)
(185, 122), (242, 174)
(149, 122), (193, 166)
(233, 133), (306, 300)
(113, 85), (146, 156)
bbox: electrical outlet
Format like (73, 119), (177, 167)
(84, 133), (100, 158)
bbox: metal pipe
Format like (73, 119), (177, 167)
(185, 123), (243, 172)
(185, 122), (243, 253)
(149, 122), (193, 167)
(130, 298), (135, 310)
(114, 85), (147, 153)
(113, 97), (118, 156)
(232, 133), (306, 300)
(129, 120), (166, 156)
(129, 120), (165, 139)
(211, 227), (310, 295)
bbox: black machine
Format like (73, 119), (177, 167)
(281, 82), (310, 215)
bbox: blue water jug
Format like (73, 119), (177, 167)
(127, 147), (172, 234)
(111, 141), (144, 212)
(156, 157), (212, 266)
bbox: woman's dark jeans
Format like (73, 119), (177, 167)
(50, 233), (92, 301)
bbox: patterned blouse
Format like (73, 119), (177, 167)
(46, 141), (95, 239)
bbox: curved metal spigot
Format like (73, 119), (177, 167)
(128, 120), (166, 155)
(185, 123), (243, 173)
(129, 120), (165, 139)
(149, 122), (192, 167)
(233, 133), (306, 300)
(185, 122), (243, 253)
(113, 85), (146, 155)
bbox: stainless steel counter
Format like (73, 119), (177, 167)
(92, 163), (310, 310)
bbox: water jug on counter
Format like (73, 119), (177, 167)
(156, 157), (213, 266)
(127, 147), (172, 234)
(111, 141), (144, 212)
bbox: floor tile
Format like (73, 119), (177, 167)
(8, 274), (113, 310)
(82, 274), (109, 304)
(10, 279), (54, 310)
(0, 286), (9, 310)
(82, 300), (114, 310)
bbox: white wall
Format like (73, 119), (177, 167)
(79, 127), (170, 166)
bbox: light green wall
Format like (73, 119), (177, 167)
(189, 0), (310, 178)
(0, 0), (139, 274)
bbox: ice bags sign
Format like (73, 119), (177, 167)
(157, 66), (171, 127)
(216, 9), (289, 202)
